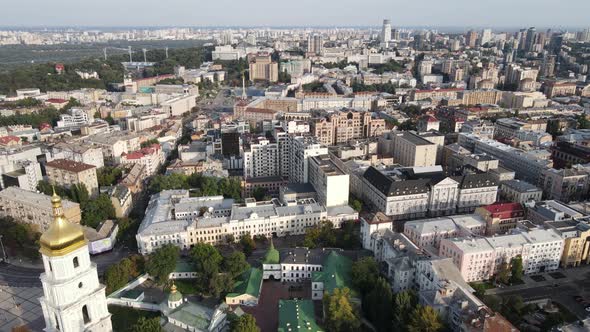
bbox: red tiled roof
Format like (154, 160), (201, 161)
(122, 144), (161, 160)
(0, 135), (20, 145)
(46, 159), (95, 173)
(482, 202), (524, 219)
(46, 98), (68, 103)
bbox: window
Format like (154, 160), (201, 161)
(73, 257), (79, 268)
(82, 305), (91, 324)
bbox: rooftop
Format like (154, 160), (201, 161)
(46, 158), (95, 173)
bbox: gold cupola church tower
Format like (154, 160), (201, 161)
(38, 188), (112, 332)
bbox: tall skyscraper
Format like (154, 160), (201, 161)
(466, 30), (478, 48)
(480, 28), (492, 45)
(307, 34), (323, 55)
(39, 190), (112, 332)
(525, 27), (537, 52)
(381, 19), (392, 44)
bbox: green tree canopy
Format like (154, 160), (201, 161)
(510, 256), (524, 283)
(223, 251), (250, 278)
(351, 257), (379, 294)
(324, 287), (360, 332)
(130, 317), (162, 332)
(190, 243), (223, 282)
(393, 290), (418, 330)
(230, 313), (260, 332)
(363, 277), (393, 332)
(408, 305), (443, 332)
(145, 244), (179, 284)
(239, 233), (256, 257)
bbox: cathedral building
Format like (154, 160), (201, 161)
(38, 189), (113, 332)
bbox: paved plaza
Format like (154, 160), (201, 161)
(0, 285), (44, 332)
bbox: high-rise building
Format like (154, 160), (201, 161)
(525, 27), (537, 52)
(381, 19), (392, 44)
(39, 191), (112, 332)
(307, 34), (323, 55)
(465, 30), (478, 48)
(480, 28), (492, 45)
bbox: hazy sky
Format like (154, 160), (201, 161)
(3, 0), (590, 28)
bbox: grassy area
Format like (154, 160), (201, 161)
(470, 281), (496, 290)
(108, 305), (159, 332)
(174, 279), (201, 295)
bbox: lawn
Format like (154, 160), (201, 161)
(174, 279), (201, 295)
(108, 305), (159, 332)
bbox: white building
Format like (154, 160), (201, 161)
(404, 214), (487, 250)
(57, 108), (93, 128)
(136, 191), (357, 255)
(439, 228), (564, 282)
(51, 142), (105, 169)
(308, 155), (349, 208)
(39, 192), (113, 332)
(120, 144), (165, 176)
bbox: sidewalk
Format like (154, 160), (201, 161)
(2, 256), (43, 270)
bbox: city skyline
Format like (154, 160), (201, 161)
(4, 0), (590, 28)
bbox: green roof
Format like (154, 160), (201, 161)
(263, 240), (280, 264)
(278, 299), (323, 332)
(174, 260), (196, 273)
(312, 251), (357, 297)
(227, 268), (263, 298)
(167, 302), (212, 330)
(169, 289), (183, 302)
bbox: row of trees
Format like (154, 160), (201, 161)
(97, 166), (124, 187)
(0, 217), (41, 260)
(302, 220), (360, 250)
(148, 173), (242, 200)
(104, 255), (145, 294)
(351, 257), (444, 332)
(140, 243), (250, 298)
(351, 81), (396, 95)
(37, 181), (116, 228)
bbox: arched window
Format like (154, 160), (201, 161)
(82, 305), (91, 324)
(73, 257), (79, 268)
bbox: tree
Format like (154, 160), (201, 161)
(351, 257), (379, 294)
(230, 313), (260, 332)
(471, 283), (487, 298)
(350, 199), (362, 212)
(209, 272), (234, 298)
(223, 251), (250, 278)
(104, 264), (129, 294)
(407, 305), (443, 332)
(239, 233), (256, 257)
(130, 317), (162, 332)
(145, 244), (179, 284)
(324, 288), (360, 332)
(495, 261), (511, 285)
(252, 187), (270, 201)
(363, 277), (393, 332)
(393, 291), (418, 330)
(510, 256), (523, 283)
(190, 243), (223, 283)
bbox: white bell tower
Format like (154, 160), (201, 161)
(38, 190), (112, 332)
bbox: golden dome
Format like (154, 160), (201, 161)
(39, 191), (86, 257)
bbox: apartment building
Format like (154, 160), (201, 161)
(546, 219), (590, 268)
(385, 132), (438, 167)
(439, 228), (564, 282)
(243, 137), (280, 179)
(51, 142), (104, 169)
(120, 144), (165, 176)
(45, 158), (99, 197)
(499, 179), (543, 203)
(135, 191), (358, 255)
(0, 186), (81, 232)
(458, 133), (552, 185)
(494, 118), (547, 140)
(474, 202), (525, 236)
(544, 81), (577, 98)
(310, 111), (386, 146)
(86, 132), (141, 160)
(161, 95), (197, 117)
(404, 214), (486, 250)
(540, 166), (590, 203)
(308, 155), (349, 208)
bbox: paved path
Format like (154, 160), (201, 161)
(0, 285), (45, 331)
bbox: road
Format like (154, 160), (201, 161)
(488, 268), (590, 320)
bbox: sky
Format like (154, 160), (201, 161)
(3, 0), (590, 29)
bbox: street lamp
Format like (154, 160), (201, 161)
(0, 235), (8, 263)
